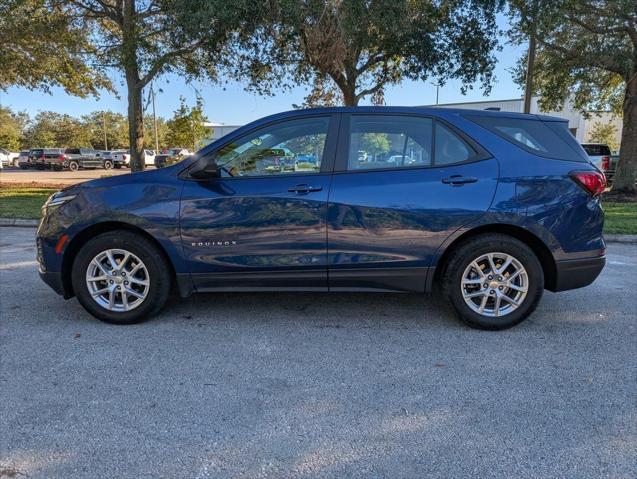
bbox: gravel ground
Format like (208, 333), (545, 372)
(0, 167), (135, 186)
(1, 227), (635, 478)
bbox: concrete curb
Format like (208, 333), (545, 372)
(605, 234), (637, 245)
(0, 218), (635, 244)
(0, 218), (39, 227)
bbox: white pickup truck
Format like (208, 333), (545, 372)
(112, 149), (156, 167)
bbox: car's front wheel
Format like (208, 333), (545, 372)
(71, 231), (171, 324)
(443, 234), (544, 330)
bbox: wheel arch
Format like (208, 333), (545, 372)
(430, 223), (557, 292)
(61, 221), (177, 298)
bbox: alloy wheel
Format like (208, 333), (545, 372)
(461, 252), (528, 317)
(85, 249), (150, 312)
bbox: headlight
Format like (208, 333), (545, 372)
(42, 192), (77, 214)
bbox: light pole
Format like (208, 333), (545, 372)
(102, 111), (108, 150)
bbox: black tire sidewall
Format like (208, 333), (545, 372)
(444, 234), (544, 330)
(104, 160), (113, 170)
(71, 231), (171, 324)
(69, 161), (79, 172)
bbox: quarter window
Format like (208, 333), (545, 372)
(215, 117), (330, 177)
(434, 123), (472, 165)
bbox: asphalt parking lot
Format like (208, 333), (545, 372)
(0, 227), (635, 478)
(0, 167), (136, 185)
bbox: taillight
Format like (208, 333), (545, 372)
(601, 156), (610, 170)
(570, 171), (606, 196)
(58, 154), (65, 162)
(123, 154), (127, 160)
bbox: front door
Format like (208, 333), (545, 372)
(180, 114), (339, 291)
(327, 113), (498, 292)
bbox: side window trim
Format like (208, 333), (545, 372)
(184, 113), (340, 180)
(334, 113), (490, 173)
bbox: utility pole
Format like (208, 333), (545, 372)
(151, 83), (159, 153)
(435, 83), (440, 105)
(102, 111), (108, 150)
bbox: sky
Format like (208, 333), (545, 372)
(0, 15), (526, 126)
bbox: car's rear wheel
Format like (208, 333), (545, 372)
(442, 234), (544, 330)
(103, 160), (113, 170)
(68, 160), (79, 172)
(71, 231), (171, 324)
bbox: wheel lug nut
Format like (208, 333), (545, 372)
(498, 286), (503, 290)
(109, 280), (114, 284)
(490, 290), (495, 294)
(483, 283), (488, 288)
(124, 281), (128, 285)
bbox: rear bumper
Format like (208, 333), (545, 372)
(551, 255), (605, 292)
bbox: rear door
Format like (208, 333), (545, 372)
(179, 113), (339, 291)
(327, 113), (498, 292)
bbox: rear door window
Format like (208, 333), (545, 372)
(347, 115), (433, 170)
(468, 116), (588, 162)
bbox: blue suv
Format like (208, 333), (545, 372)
(36, 107), (606, 329)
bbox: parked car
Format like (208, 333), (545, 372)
(602, 154), (620, 185)
(0, 148), (20, 167)
(154, 148), (193, 168)
(16, 150), (30, 169)
(97, 151), (126, 169)
(111, 149), (155, 167)
(37, 107), (605, 329)
(581, 143), (611, 171)
(29, 148), (64, 169)
(52, 148), (110, 171)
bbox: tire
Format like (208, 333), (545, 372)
(114, 164), (122, 169)
(71, 231), (171, 324)
(103, 160), (113, 170)
(68, 160), (79, 172)
(442, 233), (544, 330)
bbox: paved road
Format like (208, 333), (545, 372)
(0, 167), (141, 186)
(1, 227), (635, 478)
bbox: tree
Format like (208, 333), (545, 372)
(5, 1), (250, 171)
(0, 107), (28, 151)
(143, 115), (169, 151)
(165, 97), (210, 150)
(213, 0), (503, 106)
(24, 111), (92, 148)
(588, 122), (619, 152)
(82, 111), (129, 150)
(0, 0), (110, 97)
(511, 0), (636, 193)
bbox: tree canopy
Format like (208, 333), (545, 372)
(0, 0), (110, 97)
(165, 97), (210, 150)
(182, 0), (504, 106)
(510, 0), (636, 192)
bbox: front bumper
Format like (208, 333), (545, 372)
(39, 271), (66, 297)
(552, 255), (606, 292)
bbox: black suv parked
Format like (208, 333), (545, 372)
(29, 148), (64, 169)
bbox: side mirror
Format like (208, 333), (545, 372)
(189, 157), (220, 179)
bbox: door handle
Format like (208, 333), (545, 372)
(442, 175), (478, 185)
(288, 184), (323, 193)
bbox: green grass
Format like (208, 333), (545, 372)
(0, 186), (636, 234)
(604, 202), (637, 235)
(0, 187), (57, 219)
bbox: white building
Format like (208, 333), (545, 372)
(426, 97), (622, 148)
(200, 122), (243, 147)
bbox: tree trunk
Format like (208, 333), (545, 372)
(122, 0), (145, 172)
(126, 78), (145, 172)
(341, 82), (358, 106)
(523, 29), (536, 114)
(612, 78), (637, 193)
